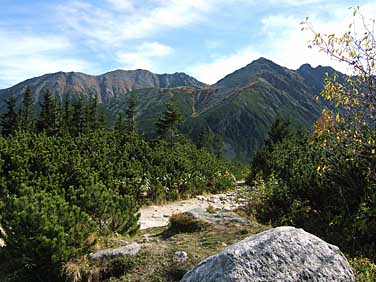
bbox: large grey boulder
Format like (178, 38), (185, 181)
(181, 226), (354, 282)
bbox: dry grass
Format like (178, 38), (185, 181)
(62, 260), (82, 282)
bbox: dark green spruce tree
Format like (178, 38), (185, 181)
(19, 86), (34, 132)
(156, 96), (181, 144)
(86, 95), (99, 131)
(36, 89), (57, 134)
(114, 112), (126, 131)
(197, 128), (212, 150)
(126, 94), (137, 133)
(212, 134), (224, 158)
(1, 96), (18, 136)
(71, 96), (86, 135)
(61, 93), (72, 134)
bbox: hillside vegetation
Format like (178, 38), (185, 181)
(0, 92), (245, 281)
(246, 8), (376, 264)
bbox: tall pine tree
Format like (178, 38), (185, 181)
(19, 86), (34, 131)
(126, 94), (137, 133)
(212, 134), (224, 158)
(71, 96), (86, 135)
(114, 112), (126, 131)
(1, 96), (18, 136)
(86, 95), (99, 131)
(61, 93), (72, 134)
(156, 96), (181, 144)
(36, 89), (57, 134)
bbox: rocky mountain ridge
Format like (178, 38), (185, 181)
(0, 58), (343, 160)
(0, 69), (206, 109)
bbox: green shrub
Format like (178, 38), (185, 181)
(248, 121), (376, 260)
(0, 188), (96, 281)
(167, 213), (208, 234)
(350, 257), (376, 282)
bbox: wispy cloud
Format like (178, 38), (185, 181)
(187, 2), (376, 84)
(105, 0), (135, 11)
(189, 48), (263, 84)
(116, 42), (173, 70)
(0, 30), (93, 88)
(58, 0), (216, 47)
(1, 0), (375, 88)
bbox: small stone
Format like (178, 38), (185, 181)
(196, 196), (206, 201)
(89, 242), (141, 260)
(163, 214), (170, 218)
(175, 251), (188, 263)
(142, 235), (150, 243)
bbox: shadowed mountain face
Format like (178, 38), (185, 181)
(0, 58), (341, 160)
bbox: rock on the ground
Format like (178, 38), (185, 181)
(180, 226), (354, 282)
(0, 226), (6, 247)
(89, 242), (141, 260)
(175, 251), (188, 263)
(184, 208), (249, 225)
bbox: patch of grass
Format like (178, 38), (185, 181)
(109, 220), (269, 282)
(206, 205), (216, 214)
(166, 213), (208, 235)
(62, 256), (138, 282)
(349, 257), (376, 282)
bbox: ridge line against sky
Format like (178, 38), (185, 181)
(0, 0), (375, 89)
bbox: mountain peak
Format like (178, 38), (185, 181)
(213, 57), (286, 91)
(251, 57), (276, 65)
(298, 63), (313, 72)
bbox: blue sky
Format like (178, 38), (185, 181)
(0, 0), (374, 88)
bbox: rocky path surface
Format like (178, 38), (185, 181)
(139, 181), (249, 230)
(0, 182), (250, 248)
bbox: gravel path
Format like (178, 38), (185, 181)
(139, 181), (248, 230)
(0, 182), (249, 247)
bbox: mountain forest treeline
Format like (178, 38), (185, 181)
(0, 89), (245, 281)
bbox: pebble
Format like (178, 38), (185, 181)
(175, 251), (188, 263)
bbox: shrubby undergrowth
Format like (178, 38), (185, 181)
(247, 121), (376, 259)
(247, 9), (376, 263)
(0, 93), (238, 281)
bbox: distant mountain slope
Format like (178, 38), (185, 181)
(0, 69), (206, 111)
(0, 58), (339, 160)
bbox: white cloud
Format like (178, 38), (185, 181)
(0, 30), (93, 88)
(189, 48), (263, 84)
(105, 0), (134, 11)
(116, 42), (173, 70)
(188, 2), (376, 84)
(260, 3), (376, 73)
(0, 31), (70, 58)
(59, 0), (218, 47)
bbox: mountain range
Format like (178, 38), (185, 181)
(0, 57), (338, 161)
